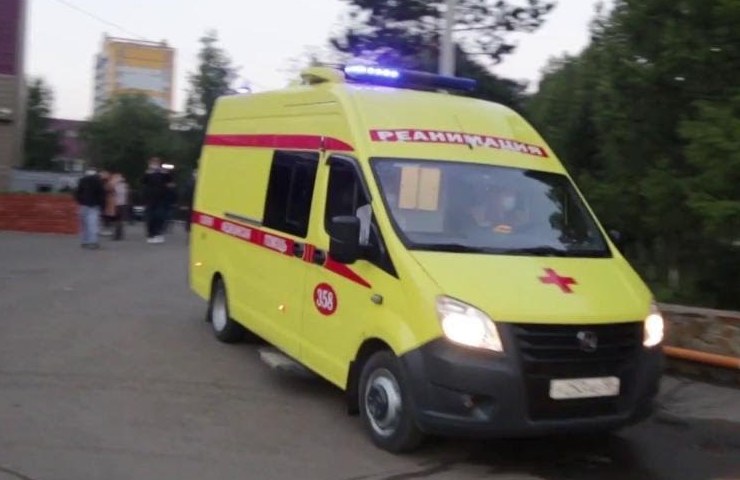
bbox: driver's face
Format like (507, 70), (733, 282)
(492, 189), (517, 212)
(474, 189), (519, 228)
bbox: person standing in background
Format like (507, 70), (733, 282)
(74, 169), (106, 249)
(182, 169), (197, 233)
(100, 170), (116, 237)
(163, 176), (178, 234)
(112, 173), (129, 241)
(141, 157), (172, 244)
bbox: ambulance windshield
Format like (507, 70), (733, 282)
(372, 159), (611, 257)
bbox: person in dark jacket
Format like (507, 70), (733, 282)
(74, 169), (106, 249)
(162, 178), (178, 234)
(141, 157), (173, 244)
(182, 169), (196, 233)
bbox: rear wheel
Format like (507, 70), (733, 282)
(207, 277), (246, 343)
(359, 350), (425, 453)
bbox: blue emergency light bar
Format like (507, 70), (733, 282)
(343, 64), (477, 92)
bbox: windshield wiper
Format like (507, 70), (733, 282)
(412, 243), (491, 253)
(564, 248), (611, 258)
(503, 246), (570, 257)
(505, 246), (610, 257)
(411, 244), (609, 257)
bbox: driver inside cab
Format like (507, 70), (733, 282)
(466, 185), (528, 235)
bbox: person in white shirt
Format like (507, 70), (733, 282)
(112, 173), (129, 241)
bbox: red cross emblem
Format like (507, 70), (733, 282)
(539, 268), (577, 293)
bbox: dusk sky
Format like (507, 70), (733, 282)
(26, 0), (611, 119)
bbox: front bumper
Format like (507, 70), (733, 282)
(399, 323), (663, 437)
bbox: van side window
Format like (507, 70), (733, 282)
(325, 157), (396, 276)
(263, 151), (319, 238)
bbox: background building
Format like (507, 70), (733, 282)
(49, 118), (87, 172)
(9, 118), (88, 193)
(93, 35), (175, 113)
(0, 0), (27, 191)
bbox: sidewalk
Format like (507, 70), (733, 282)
(657, 375), (740, 424)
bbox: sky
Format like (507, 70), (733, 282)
(26, 0), (611, 120)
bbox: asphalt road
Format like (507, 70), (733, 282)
(0, 227), (738, 480)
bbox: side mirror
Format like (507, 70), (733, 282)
(329, 216), (361, 264)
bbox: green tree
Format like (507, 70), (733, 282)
(456, 50), (528, 110)
(82, 94), (183, 187)
(527, 53), (600, 177)
(23, 78), (62, 170)
(679, 94), (740, 308)
(332, 0), (554, 67)
(330, 0), (555, 109)
(681, 95), (740, 240)
(184, 30), (238, 159)
(526, 0), (740, 308)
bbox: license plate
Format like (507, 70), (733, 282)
(549, 376), (620, 400)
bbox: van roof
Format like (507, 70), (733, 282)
(211, 79), (562, 174)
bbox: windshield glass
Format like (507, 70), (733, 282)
(371, 159), (611, 257)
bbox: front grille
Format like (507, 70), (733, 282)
(511, 322), (642, 420)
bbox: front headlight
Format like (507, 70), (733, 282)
(436, 296), (503, 352)
(643, 302), (665, 347)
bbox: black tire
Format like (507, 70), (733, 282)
(207, 277), (246, 343)
(359, 350), (425, 453)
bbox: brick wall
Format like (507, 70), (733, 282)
(661, 304), (740, 357)
(660, 303), (740, 384)
(0, 193), (78, 234)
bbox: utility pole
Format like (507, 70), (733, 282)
(439, 0), (456, 76)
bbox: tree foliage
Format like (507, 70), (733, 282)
(331, 0), (555, 110)
(80, 31), (240, 196)
(82, 94), (188, 187)
(23, 78), (62, 170)
(527, 0), (740, 308)
(174, 30), (239, 169)
(333, 0), (554, 66)
(682, 95), (740, 240)
(184, 30), (237, 157)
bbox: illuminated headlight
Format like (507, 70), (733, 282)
(436, 296), (503, 352)
(643, 303), (665, 347)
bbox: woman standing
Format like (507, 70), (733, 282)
(112, 173), (129, 241)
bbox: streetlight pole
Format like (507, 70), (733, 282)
(440, 0), (456, 76)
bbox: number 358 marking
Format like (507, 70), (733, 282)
(314, 283), (338, 315)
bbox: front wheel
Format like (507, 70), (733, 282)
(359, 351), (425, 453)
(207, 277), (246, 343)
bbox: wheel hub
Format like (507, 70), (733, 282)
(367, 385), (389, 420)
(212, 287), (228, 331)
(364, 369), (402, 437)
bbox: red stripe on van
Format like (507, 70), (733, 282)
(192, 211), (371, 289)
(205, 134), (353, 152)
(192, 213), (295, 256)
(324, 257), (372, 289)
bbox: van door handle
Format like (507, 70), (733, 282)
(293, 242), (305, 258)
(313, 249), (327, 265)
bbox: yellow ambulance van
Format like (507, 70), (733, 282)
(189, 64), (664, 452)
